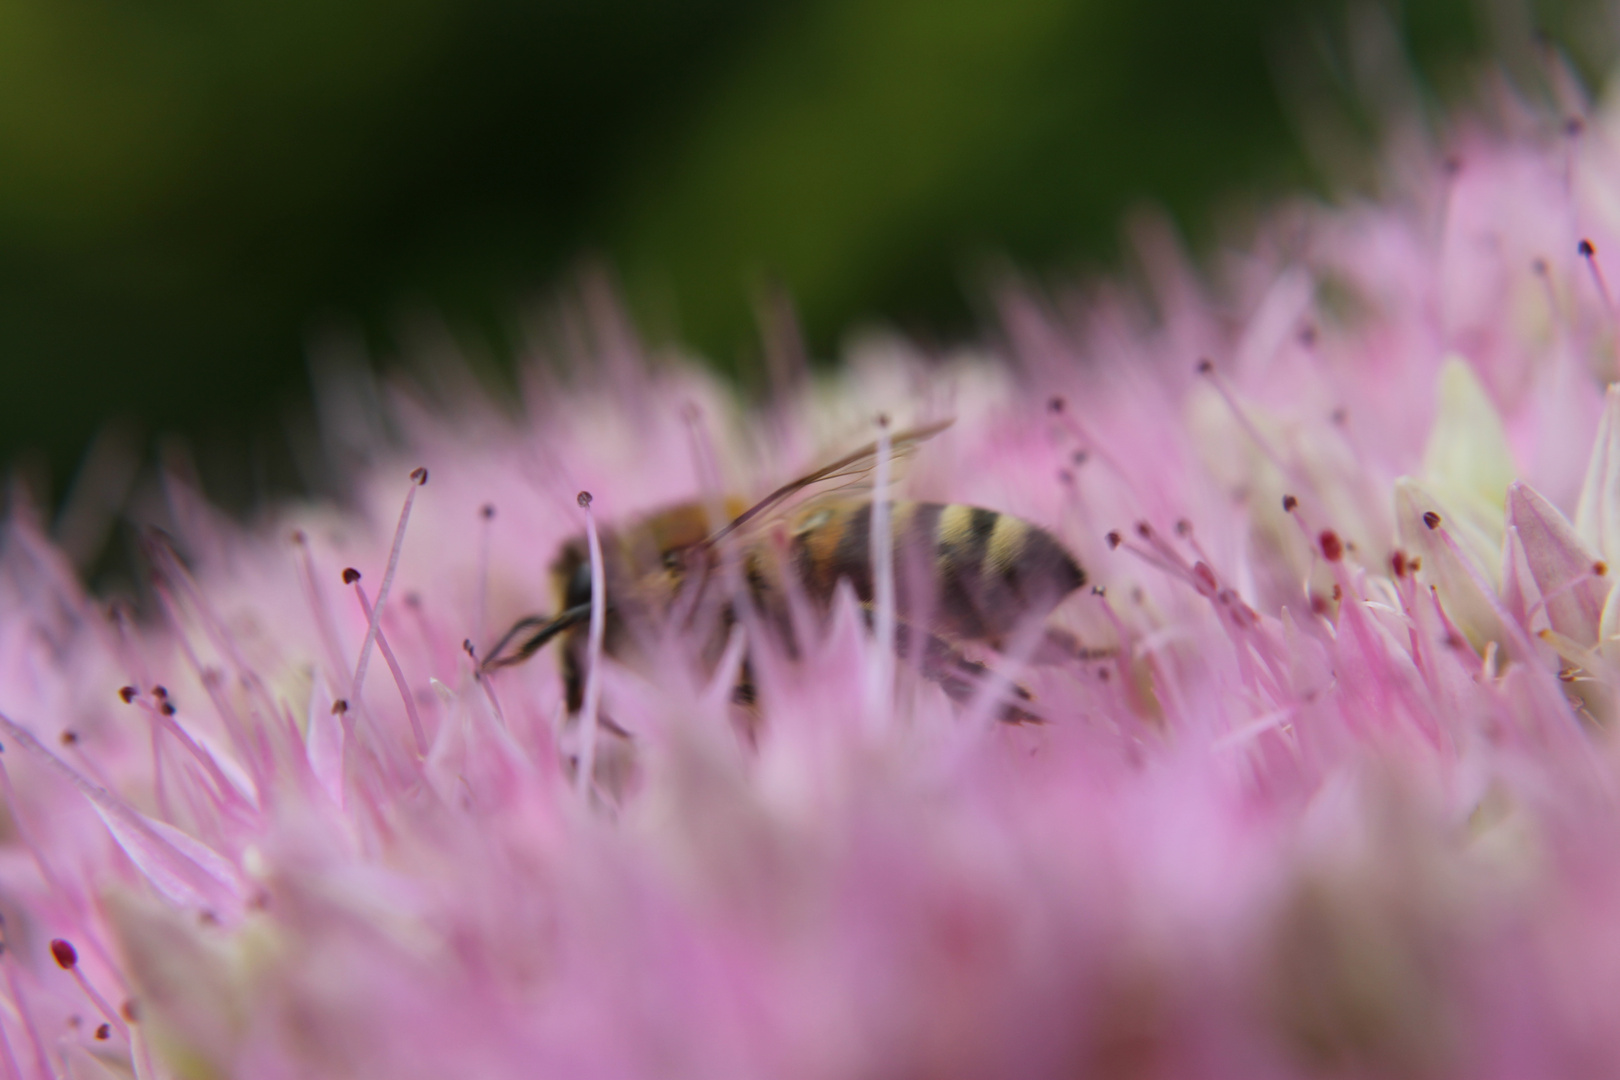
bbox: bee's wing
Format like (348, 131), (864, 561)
(705, 418), (953, 547)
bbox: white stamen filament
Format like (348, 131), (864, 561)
(476, 504), (495, 645)
(577, 492), (608, 800)
(868, 417), (896, 728)
(67, 965), (126, 1041)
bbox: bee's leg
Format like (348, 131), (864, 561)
(562, 641), (584, 713)
(730, 657), (758, 707)
(554, 642), (631, 739)
(729, 655), (764, 749)
(483, 604), (592, 671)
(555, 639), (638, 803)
(890, 621), (1042, 723)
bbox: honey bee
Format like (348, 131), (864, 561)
(482, 421), (1086, 728)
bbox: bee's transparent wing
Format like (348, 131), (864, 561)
(705, 418), (953, 547)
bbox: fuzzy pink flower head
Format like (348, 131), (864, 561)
(9, 81), (1620, 1080)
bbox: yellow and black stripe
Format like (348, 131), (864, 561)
(790, 500), (1084, 647)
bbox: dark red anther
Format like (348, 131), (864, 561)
(1580, 239), (1597, 258)
(152, 686), (168, 699)
(410, 467), (429, 485)
(159, 702), (176, 717)
(1596, 561), (1609, 577)
(1332, 584), (1342, 601)
(1392, 551), (1408, 578)
(121, 1000), (139, 1023)
(1135, 521), (1153, 540)
(1422, 511), (1442, 530)
(1319, 530), (1343, 562)
(341, 568), (361, 585)
(331, 699), (348, 715)
(1192, 562), (1219, 598)
(481, 504), (496, 520)
(1311, 593), (1331, 616)
(117, 686), (136, 704)
(1105, 531), (1122, 550)
(1195, 358), (1214, 374)
(49, 939), (77, 969)
(1175, 519), (1192, 537)
(1410, 556), (1422, 572)
(1090, 585), (1106, 597)
(1282, 494), (1298, 512)
(1048, 396), (1066, 414)
(59, 731), (78, 747)
(290, 529), (307, 545)
(95, 1023), (110, 1041)
(577, 491), (594, 509)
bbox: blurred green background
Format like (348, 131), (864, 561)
(0, 0), (1605, 508)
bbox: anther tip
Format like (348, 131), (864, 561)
(1282, 494), (1299, 512)
(1580, 239), (1596, 258)
(49, 939), (77, 969)
(1319, 529), (1344, 562)
(577, 491), (594, 508)
(1195, 358), (1214, 375)
(341, 568), (361, 585)
(1422, 511), (1442, 530)
(410, 467), (429, 485)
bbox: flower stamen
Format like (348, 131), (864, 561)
(350, 468), (428, 715)
(576, 491), (607, 801)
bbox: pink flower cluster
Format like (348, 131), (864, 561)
(8, 87), (1620, 1080)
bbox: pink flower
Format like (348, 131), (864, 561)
(8, 80), (1620, 1080)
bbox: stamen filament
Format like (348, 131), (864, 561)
(869, 416), (896, 726)
(352, 468), (427, 709)
(576, 492), (607, 800)
(352, 582), (429, 758)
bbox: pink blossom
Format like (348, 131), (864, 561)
(8, 84), (1620, 1080)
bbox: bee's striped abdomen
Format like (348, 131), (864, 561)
(790, 500), (1084, 648)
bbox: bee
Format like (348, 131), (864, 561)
(482, 421), (1086, 730)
